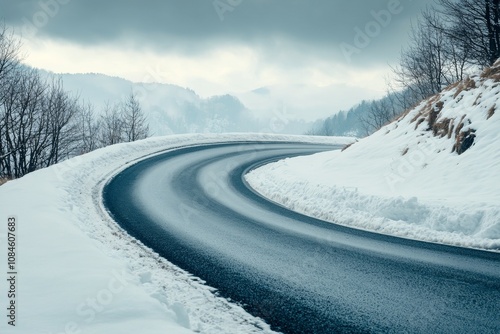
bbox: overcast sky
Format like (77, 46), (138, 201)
(1, 0), (435, 118)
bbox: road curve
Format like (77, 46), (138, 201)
(103, 142), (500, 334)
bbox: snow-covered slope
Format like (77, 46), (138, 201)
(0, 134), (351, 334)
(247, 61), (500, 250)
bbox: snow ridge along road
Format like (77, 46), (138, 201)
(103, 142), (500, 334)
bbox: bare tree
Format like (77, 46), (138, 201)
(393, 10), (470, 104)
(0, 67), (47, 178)
(43, 77), (81, 165)
(98, 102), (125, 147)
(358, 93), (401, 136)
(435, 0), (500, 67)
(77, 102), (101, 154)
(122, 92), (149, 142)
(0, 24), (21, 88)
(0, 25), (21, 176)
(1, 66), (86, 178)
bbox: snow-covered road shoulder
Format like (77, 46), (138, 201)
(0, 134), (352, 334)
(246, 64), (500, 251)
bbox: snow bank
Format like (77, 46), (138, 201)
(246, 63), (500, 251)
(0, 133), (352, 334)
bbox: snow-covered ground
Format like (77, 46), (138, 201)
(247, 63), (500, 251)
(0, 133), (352, 334)
(2, 61), (499, 334)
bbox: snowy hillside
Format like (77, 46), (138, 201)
(247, 61), (500, 250)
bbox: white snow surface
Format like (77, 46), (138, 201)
(0, 133), (353, 334)
(247, 65), (500, 251)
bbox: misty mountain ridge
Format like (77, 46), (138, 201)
(38, 71), (318, 136)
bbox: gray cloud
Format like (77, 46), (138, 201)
(2, 0), (434, 66)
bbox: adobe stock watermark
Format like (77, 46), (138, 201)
(259, 104), (291, 134)
(45, 270), (128, 334)
(340, 0), (408, 63)
(384, 141), (437, 193)
(21, 0), (71, 39)
(213, 0), (243, 21)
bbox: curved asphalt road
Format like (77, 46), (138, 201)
(103, 142), (500, 334)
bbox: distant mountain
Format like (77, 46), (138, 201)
(43, 72), (315, 136)
(237, 83), (380, 122)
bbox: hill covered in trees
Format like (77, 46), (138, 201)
(307, 89), (415, 137)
